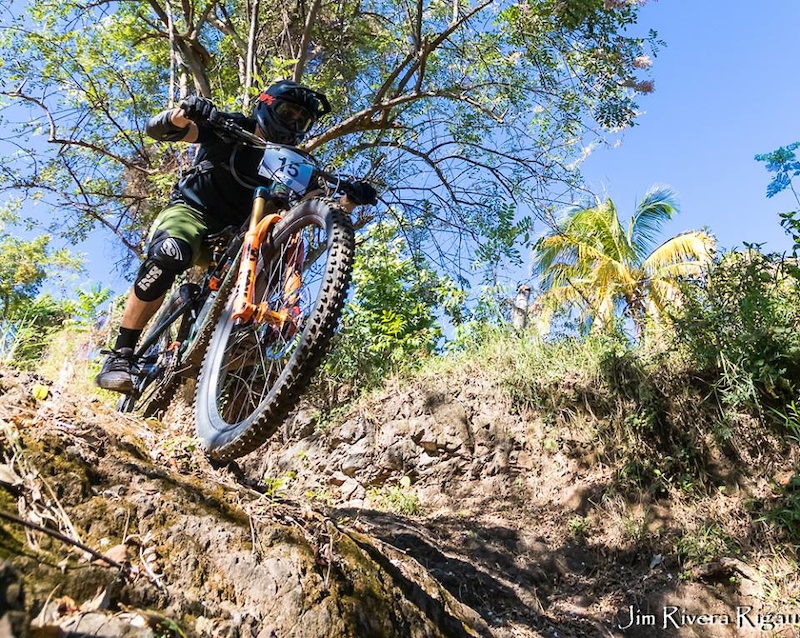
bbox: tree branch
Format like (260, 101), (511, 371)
(0, 509), (127, 571)
(393, 0), (493, 99)
(2, 90), (155, 174)
(292, 0), (322, 82)
(145, 0), (212, 96)
(244, 0), (261, 97)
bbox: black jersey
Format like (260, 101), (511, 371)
(170, 113), (267, 227)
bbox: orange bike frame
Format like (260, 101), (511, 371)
(230, 187), (302, 326)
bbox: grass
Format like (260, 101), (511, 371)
(32, 323), (110, 399)
(370, 478), (422, 516)
(418, 323), (800, 601)
(260, 472), (297, 499)
(568, 515), (593, 539)
(675, 522), (738, 566)
(754, 473), (800, 545)
(435, 327), (619, 409)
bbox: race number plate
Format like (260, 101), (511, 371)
(258, 146), (314, 194)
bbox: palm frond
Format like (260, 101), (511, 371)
(649, 261), (708, 279)
(540, 263), (583, 292)
(645, 278), (685, 317)
(533, 284), (589, 322)
(593, 293), (618, 329)
(589, 257), (636, 289)
(534, 233), (609, 281)
(641, 230), (716, 274)
(603, 199), (637, 264)
(534, 201), (632, 282)
(562, 200), (632, 263)
(628, 185), (679, 260)
(533, 187), (710, 335)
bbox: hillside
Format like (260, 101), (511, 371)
(1, 344), (799, 637)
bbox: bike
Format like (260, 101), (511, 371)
(117, 117), (358, 461)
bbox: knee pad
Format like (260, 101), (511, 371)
(133, 232), (193, 302)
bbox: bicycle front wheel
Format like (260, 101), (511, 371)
(194, 198), (355, 460)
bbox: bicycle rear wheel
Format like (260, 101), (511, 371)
(194, 198), (354, 460)
(116, 290), (185, 415)
(117, 257), (241, 417)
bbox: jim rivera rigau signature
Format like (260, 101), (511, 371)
(618, 605), (800, 631)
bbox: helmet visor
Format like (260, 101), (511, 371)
(274, 100), (315, 134)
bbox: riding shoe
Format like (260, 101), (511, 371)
(95, 348), (135, 393)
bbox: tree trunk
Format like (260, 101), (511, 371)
(512, 284), (531, 331)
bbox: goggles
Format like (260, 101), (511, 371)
(273, 100), (315, 133)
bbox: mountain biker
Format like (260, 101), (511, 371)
(95, 79), (377, 393)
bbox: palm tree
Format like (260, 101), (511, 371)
(533, 185), (715, 335)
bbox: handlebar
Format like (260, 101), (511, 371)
(211, 116), (265, 147)
(209, 116), (342, 189)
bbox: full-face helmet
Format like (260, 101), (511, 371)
(254, 80), (331, 144)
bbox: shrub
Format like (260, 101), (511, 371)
(2, 285), (113, 382)
(670, 249), (800, 410)
(315, 220), (464, 405)
(0, 295), (73, 368)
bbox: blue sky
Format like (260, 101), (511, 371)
(580, 0), (799, 256)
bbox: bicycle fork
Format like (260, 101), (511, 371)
(230, 187), (303, 328)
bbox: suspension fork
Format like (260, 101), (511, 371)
(231, 187), (284, 324)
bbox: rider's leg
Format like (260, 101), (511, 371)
(96, 204), (208, 393)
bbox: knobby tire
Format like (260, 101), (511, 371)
(194, 198), (354, 460)
(116, 291), (184, 415)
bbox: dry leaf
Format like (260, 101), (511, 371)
(56, 596), (78, 615)
(0, 463), (22, 486)
(103, 543), (129, 564)
(32, 586), (62, 627)
(80, 588), (111, 612)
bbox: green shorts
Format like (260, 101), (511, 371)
(148, 203), (213, 266)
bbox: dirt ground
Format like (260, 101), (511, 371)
(1, 366), (799, 637)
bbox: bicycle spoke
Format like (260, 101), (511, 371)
(210, 221), (327, 424)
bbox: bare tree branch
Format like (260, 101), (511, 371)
(61, 159), (142, 254)
(145, 0), (213, 96)
(244, 0), (262, 99)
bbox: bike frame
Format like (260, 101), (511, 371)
(131, 189), (300, 374)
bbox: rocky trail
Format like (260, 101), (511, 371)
(1, 364), (799, 637)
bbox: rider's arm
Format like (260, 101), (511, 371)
(145, 108), (199, 143)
